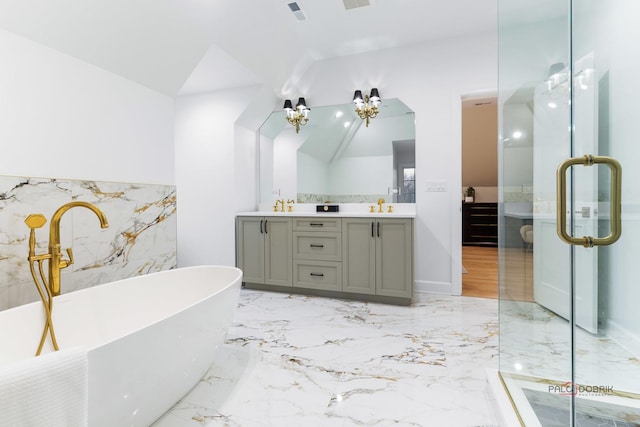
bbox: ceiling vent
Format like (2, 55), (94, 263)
(287, 2), (307, 20)
(342, 0), (373, 10)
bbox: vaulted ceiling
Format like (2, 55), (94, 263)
(0, 0), (498, 97)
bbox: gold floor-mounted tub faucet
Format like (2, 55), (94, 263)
(48, 201), (109, 296)
(25, 201), (109, 355)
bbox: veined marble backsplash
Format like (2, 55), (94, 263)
(0, 176), (177, 310)
(297, 193), (394, 204)
(503, 186), (534, 202)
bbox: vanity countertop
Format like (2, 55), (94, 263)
(236, 211), (416, 219)
(504, 202), (533, 220)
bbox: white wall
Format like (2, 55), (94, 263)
(328, 156), (392, 195)
(178, 33), (496, 294)
(0, 16), (499, 296)
(298, 32), (498, 293)
(272, 130), (302, 202)
(174, 85), (262, 267)
(234, 124), (260, 214)
(0, 28), (174, 184)
(3, 24), (497, 294)
(0, 28), (178, 305)
(259, 135), (275, 203)
(342, 115), (414, 157)
(297, 152), (329, 195)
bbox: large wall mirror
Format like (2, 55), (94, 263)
(259, 98), (416, 205)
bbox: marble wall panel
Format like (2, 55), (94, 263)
(297, 192), (393, 204)
(0, 176), (177, 310)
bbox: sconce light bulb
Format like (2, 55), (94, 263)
(353, 90), (364, 105)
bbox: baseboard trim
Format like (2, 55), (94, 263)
(244, 282), (412, 306)
(414, 280), (454, 295)
(606, 319), (640, 360)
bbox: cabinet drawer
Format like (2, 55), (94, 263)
(293, 232), (341, 261)
(293, 260), (342, 292)
(468, 215), (497, 224)
(462, 203), (498, 246)
(292, 217), (342, 232)
(466, 205), (497, 218)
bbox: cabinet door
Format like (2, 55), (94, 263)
(237, 217), (265, 284)
(376, 219), (413, 298)
(264, 217), (293, 286)
(342, 218), (376, 295)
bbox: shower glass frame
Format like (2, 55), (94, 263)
(498, 0), (640, 425)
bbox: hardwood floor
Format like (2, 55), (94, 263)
(500, 246), (534, 302)
(462, 245), (498, 299)
(461, 245), (534, 301)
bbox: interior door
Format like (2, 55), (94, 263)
(533, 55), (599, 333)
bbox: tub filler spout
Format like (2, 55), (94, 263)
(24, 201), (108, 356)
(48, 201), (109, 297)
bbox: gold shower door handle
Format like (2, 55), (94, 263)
(556, 155), (622, 247)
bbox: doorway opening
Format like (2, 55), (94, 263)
(460, 96), (498, 299)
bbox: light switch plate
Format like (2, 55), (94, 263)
(425, 180), (448, 192)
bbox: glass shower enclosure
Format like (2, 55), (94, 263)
(498, 0), (640, 425)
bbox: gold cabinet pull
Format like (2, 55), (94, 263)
(556, 155), (622, 247)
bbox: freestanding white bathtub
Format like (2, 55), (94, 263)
(0, 265), (242, 427)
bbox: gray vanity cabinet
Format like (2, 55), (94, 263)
(292, 217), (343, 292)
(342, 218), (413, 298)
(237, 214), (413, 303)
(236, 216), (292, 287)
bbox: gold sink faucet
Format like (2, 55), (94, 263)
(275, 199), (285, 212)
(377, 198), (385, 213)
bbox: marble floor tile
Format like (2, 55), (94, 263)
(500, 300), (640, 394)
(152, 289), (500, 427)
